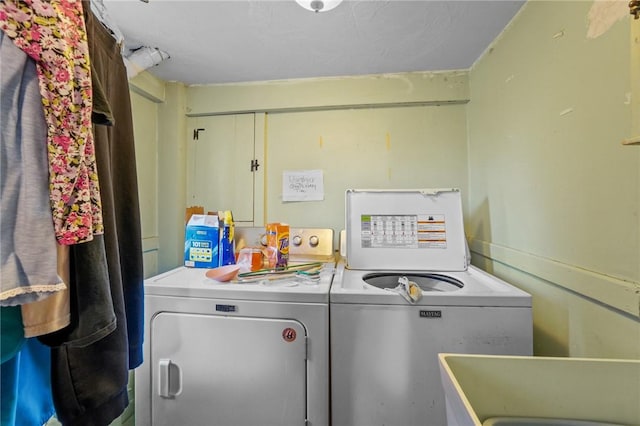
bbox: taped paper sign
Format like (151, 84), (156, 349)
(282, 169), (324, 202)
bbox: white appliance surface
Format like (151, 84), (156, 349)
(136, 228), (335, 426)
(330, 190), (533, 426)
(345, 188), (469, 271)
(332, 262), (532, 307)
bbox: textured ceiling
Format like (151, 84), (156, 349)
(102, 0), (525, 86)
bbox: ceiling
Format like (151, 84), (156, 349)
(102, 0), (525, 86)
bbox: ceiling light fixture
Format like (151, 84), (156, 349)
(295, 0), (343, 13)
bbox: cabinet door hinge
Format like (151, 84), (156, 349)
(250, 159), (260, 172)
(193, 128), (205, 140)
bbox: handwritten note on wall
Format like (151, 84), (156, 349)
(282, 170), (324, 202)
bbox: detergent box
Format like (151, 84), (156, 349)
(184, 214), (219, 268)
(218, 210), (235, 267)
(266, 222), (289, 269)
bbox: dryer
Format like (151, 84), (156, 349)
(135, 228), (335, 426)
(330, 189), (533, 426)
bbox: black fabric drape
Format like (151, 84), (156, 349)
(42, 4), (145, 425)
(84, 4), (145, 370)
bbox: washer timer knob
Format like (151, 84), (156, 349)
(292, 235), (303, 246)
(309, 235), (319, 247)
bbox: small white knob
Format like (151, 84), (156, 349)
(309, 235), (319, 247)
(292, 235), (302, 246)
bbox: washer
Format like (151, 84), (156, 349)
(330, 189), (533, 426)
(135, 228), (335, 426)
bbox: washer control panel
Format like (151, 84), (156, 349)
(235, 227), (334, 261)
(289, 229), (331, 255)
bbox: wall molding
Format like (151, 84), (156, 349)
(142, 236), (159, 253)
(469, 238), (640, 319)
(129, 71), (166, 103)
(186, 70), (469, 116)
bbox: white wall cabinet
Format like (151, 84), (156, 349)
(186, 114), (257, 224)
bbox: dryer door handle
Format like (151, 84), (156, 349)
(158, 358), (182, 398)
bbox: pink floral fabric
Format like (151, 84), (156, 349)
(0, 0), (103, 244)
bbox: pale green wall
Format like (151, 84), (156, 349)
(156, 83), (188, 274)
(130, 91), (159, 279)
(264, 105), (468, 235)
(466, 1), (639, 358)
(127, 0), (639, 360)
(130, 74), (189, 275)
(185, 71), (471, 248)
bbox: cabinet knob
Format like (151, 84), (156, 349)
(630, 0), (640, 19)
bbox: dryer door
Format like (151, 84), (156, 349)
(150, 312), (307, 426)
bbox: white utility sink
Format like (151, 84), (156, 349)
(438, 353), (640, 426)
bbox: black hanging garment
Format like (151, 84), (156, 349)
(39, 4), (145, 425)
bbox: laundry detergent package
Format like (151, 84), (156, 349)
(184, 214), (219, 268)
(218, 210), (235, 267)
(266, 222), (289, 269)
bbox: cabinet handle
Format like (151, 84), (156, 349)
(630, 0), (639, 19)
(158, 358), (182, 398)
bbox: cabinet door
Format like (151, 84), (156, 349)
(150, 312), (307, 426)
(187, 114), (256, 222)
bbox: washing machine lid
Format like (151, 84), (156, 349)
(345, 188), (468, 271)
